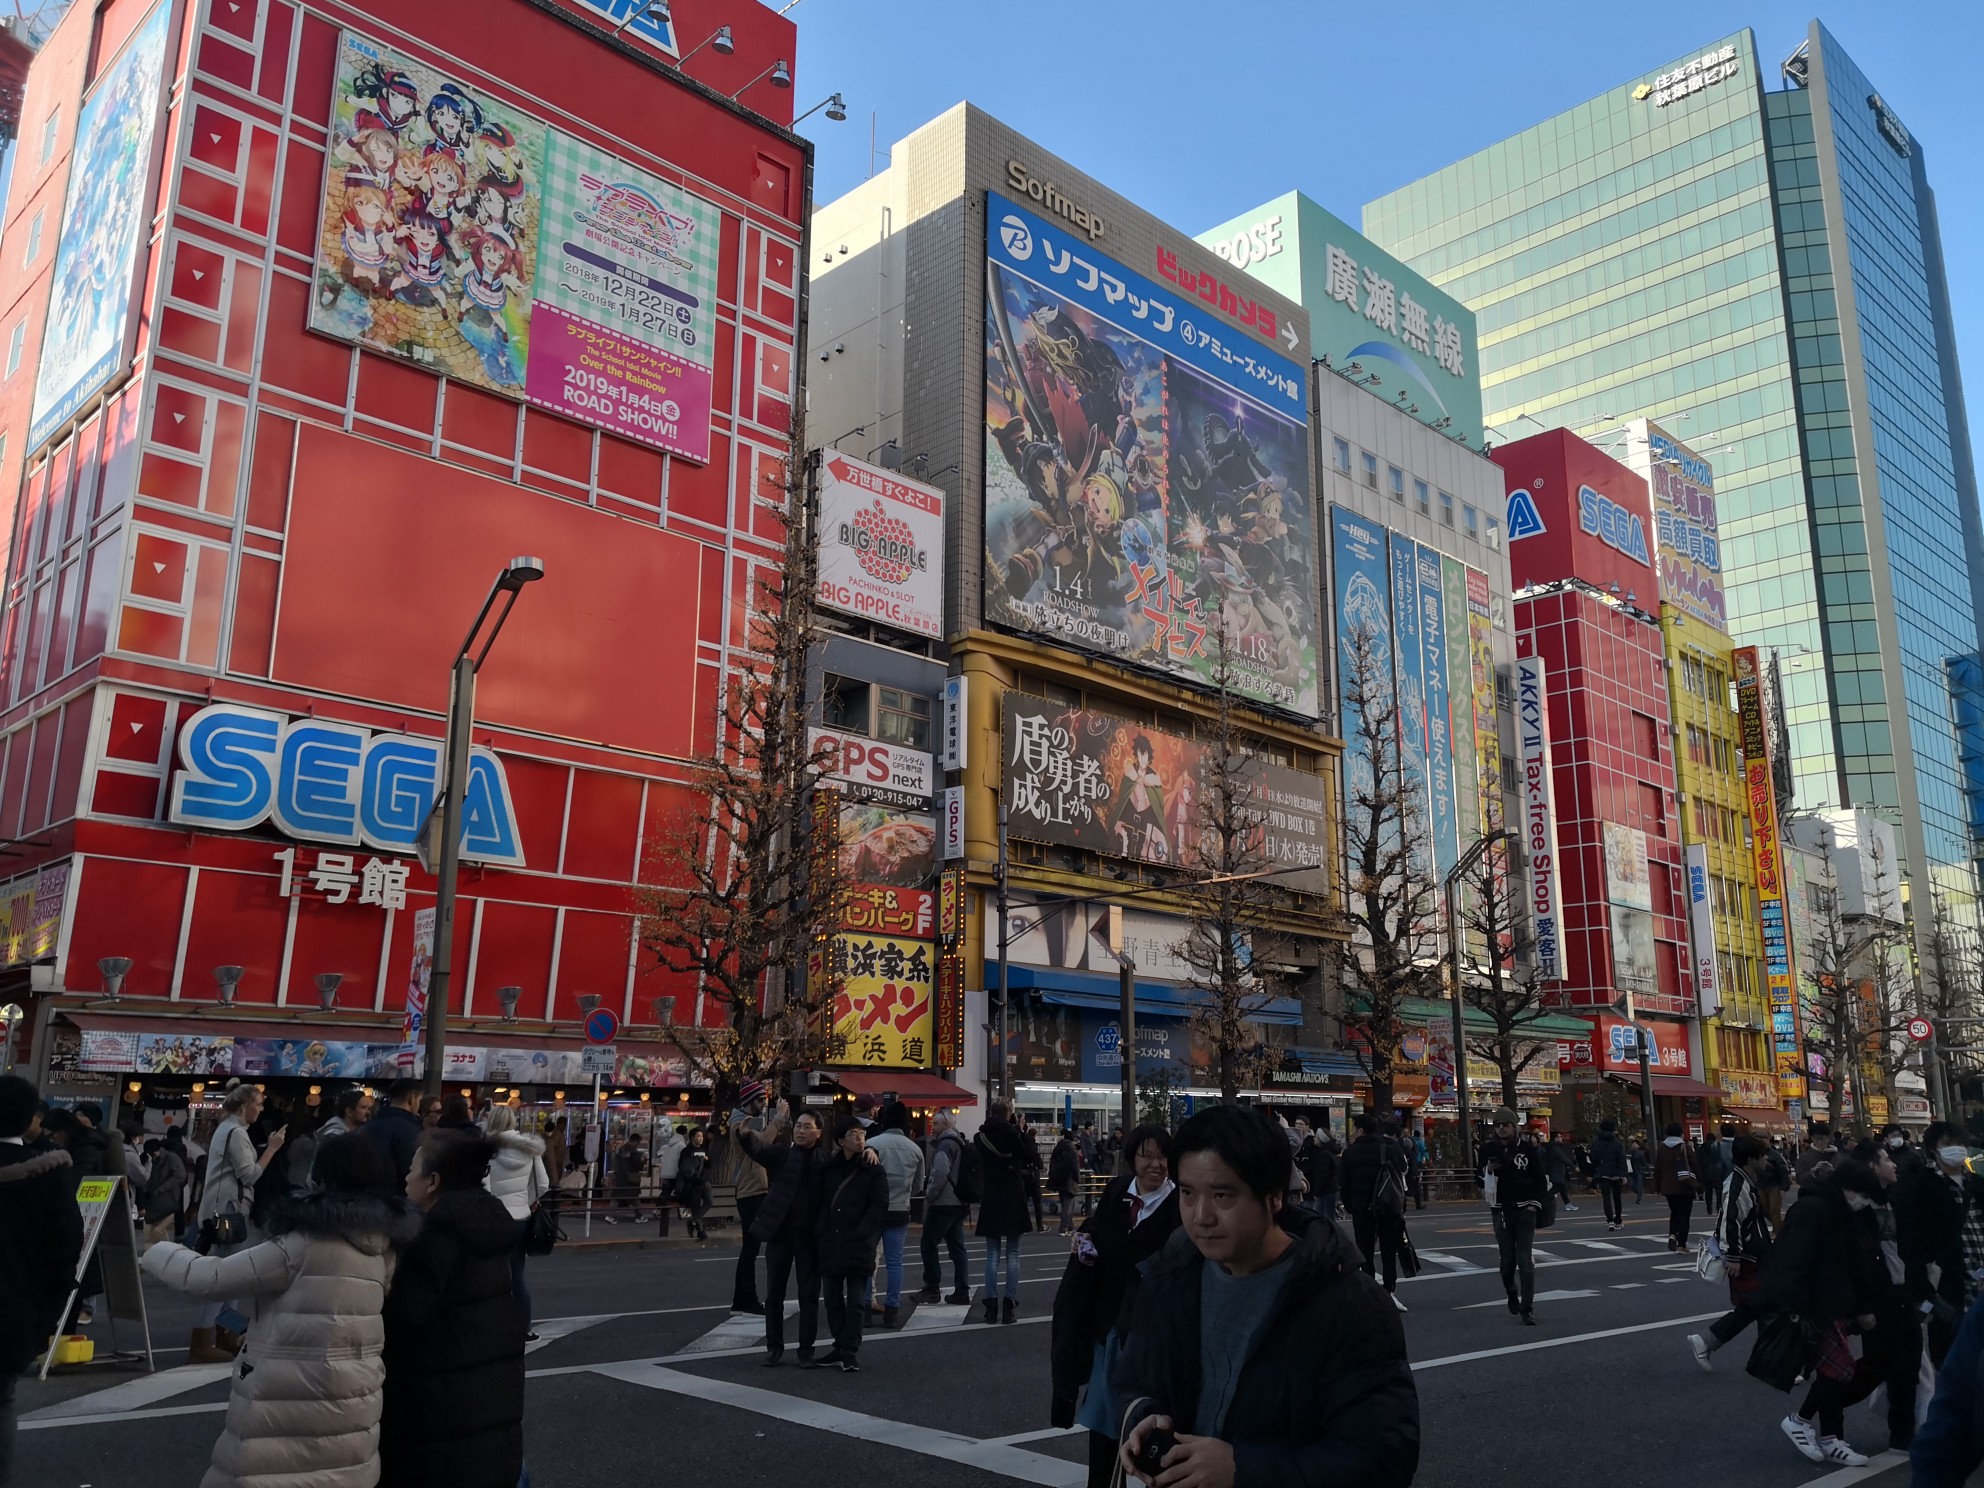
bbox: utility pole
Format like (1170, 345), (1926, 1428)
(995, 799), (1010, 1103)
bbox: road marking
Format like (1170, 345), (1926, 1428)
(680, 1304), (800, 1355)
(988, 1426), (1084, 1447)
(1458, 1289), (1598, 1309)
(22, 1363), (231, 1421)
(1612, 1283), (1647, 1289)
(527, 1315), (613, 1354)
(1798, 1449), (1907, 1485)
(1413, 1311), (1724, 1370)
(1413, 1250), (1488, 1274)
(1528, 1249), (1568, 1263)
(1401, 1251), (1690, 1285)
(592, 1362), (1083, 1486)
(1568, 1241), (1635, 1253)
(21, 1401), (228, 1431)
(1658, 1277), (1695, 1284)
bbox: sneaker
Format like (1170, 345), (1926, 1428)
(1507, 1293), (1521, 1315)
(913, 1287), (942, 1304)
(761, 1350), (783, 1368)
(1563, 1204), (1579, 1213)
(1521, 1311), (1538, 1327)
(525, 1331), (541, 1345)
(732, 1302), (767, 1317)
(815, 1350), (847, 1368)
(1687, 1334), (1712, 1372)
(1392, 1293), (1408, 1313)
(1817, 1438), (1868, 1467)
(1781, 1416), (1824, 1464)
(839, 1356), (861, 1373)
(796, 1349), (815, 1368)
(945, 1290), (972, 1306)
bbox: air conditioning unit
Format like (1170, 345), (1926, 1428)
(1486, 527), (1502, 550)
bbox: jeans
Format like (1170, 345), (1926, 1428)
(510, 1217), (532, 1327)
(823, 1273), (866, 1356)
(1315, 1189), (1338, 1220)
(732, 1195), (765, 1310)
(1666, 1193), (1694, 1248)
(1707, 1298), (1765, 1350)
(762, 1231), (820, 1357)
(0, 1369), (15, 1488)
(1352, 1210), (1402, 1292)
(1597, 1178), (1624, 1225)
(983, 1234), (1021, 1301)
(1494, 1207), (1537, 1312)
(879, 1221), (909, 1308)
(922, 1208), (969, 1294)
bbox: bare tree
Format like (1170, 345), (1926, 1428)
(637, 443), (844, 1118)
(1455, 847), (1552, 1110)
(1926, 889), (1984, 1089)
(1176, 626), (1284, 1103)
(1332, 618), (1444, 1113)
(1797, 838), (1912, 1128)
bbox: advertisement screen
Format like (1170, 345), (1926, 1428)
(816, 454), (945, 638)
(1002, 696), (1329, 890)
(983, 193), (1316, 716)
(310, 32), (720, 461)
(836, 804), (937, 890)
(27, 0), (173, 451)
(1416, 543), (1458, 880)
(1331, 507), (1393, 813)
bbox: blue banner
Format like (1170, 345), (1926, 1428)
(1331, 506), (1394, 811)
(1416, 542), (1458, 881)
(1390, 532), (1428, 872)
(985, 192), (1304, 421)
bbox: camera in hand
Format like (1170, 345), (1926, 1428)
(1136, 1427), (1177, 1477)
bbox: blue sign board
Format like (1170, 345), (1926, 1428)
(169, 703), (525, 866)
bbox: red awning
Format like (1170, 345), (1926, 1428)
(831, 1071), (977, 1107)
(1650, 1076), (1725, 1101)
(59, 1008), (683, 1055)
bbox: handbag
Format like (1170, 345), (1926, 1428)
(524, 1201), (563, 1256)
(1397, 1221), (1423, 1279)
(197, 1204), (248, 1253)
(1695, 1234), (1727, 1284)
(1747, 1312), (1820, 1392)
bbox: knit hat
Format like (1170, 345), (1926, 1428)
(1492, 1107), (1520, 1127)
(736, 1080), (767, 1106)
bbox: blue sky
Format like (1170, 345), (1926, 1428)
(787, 0), (1983, 459)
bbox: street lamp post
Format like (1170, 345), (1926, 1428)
(422, 557), (545, 1096)
(1444, 828), (1508, 1172)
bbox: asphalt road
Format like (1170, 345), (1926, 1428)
(13, 1198), (1914, 1488)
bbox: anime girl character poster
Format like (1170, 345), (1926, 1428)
(310, 33), (544, 394)
(982, 194), (1318, 718)
(28, 0), (174, 451)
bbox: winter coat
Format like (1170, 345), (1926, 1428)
(1794, 1143), (1840, 1191)
(378, 1189), (526, 1488)
(926, 1129), (968, 1211)
(1114, 1208), (1418, 1488)
(1048, 1137), (1081, 1194)
(1717, 1167), (1773, 1263)
(1050, 1174), (1181, 1420)
(142, 1191), (420, 1488)
(725, 1109), (771, 1201)
(865, 1129), (924, 1217)
(1695, 1137), (1729, 1194)
(199, 1116), (263, 1227)
(1914, 1289), (1984, 1486)
(484, 1131), (548, 1222)
(145, 1148), (191, 1223)
(1895, 1164), (1984, 1311)
(356, 1105), (422, 1186)
(0, 1143), (83, 1373)
(1652, 1139), (1697, 1198)
(1760, 1182), (1879, 1323)
(1543, 1141), (1570, 1185)
(974, 1118), (1034, 1238)
(1478, 1135), (1549, 1212)
(1590, 1132), (1629, 1181)
(747, 1133), (825, 1241)
(814, 1153), (888, 1277)
(654, 1130), (687, 1184)
(1338, 1133), (1407, 1216)
(1297, 1137), (1339, 1195)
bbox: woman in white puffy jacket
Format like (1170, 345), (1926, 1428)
(482, 1104), (548, 1341)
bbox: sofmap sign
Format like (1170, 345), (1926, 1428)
(1004, 160), (1105, 241)
(169, 704), (525, 866)
(1515, 655), (1562, 981)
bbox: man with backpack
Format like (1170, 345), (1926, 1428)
(915, 1110), (974, 1305)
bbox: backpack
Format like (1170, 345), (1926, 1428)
(953, 1132), (985, 1206)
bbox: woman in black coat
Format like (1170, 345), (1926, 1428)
(676, 1128), (713, 1241)
(381, 1130), (528, 1488)
(1051, 1123), (1181, 1488)
(975, 1098), (1034, 1325)
(815, 1119), (888, 1372)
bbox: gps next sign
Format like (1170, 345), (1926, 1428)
(168, 704), (525, 866)
(1492, 428), (1655, 599)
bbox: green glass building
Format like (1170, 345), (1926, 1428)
(1366, 22), (1984, 954)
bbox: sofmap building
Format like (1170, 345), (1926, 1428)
(1366, 23), (1984, 987)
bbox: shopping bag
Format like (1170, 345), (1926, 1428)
(1747, 1312), (1819, 1392)
(1695, 1234), (1726, 1284)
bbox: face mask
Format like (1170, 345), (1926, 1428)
(1941, 1147), (1968, 1167)
(1844, 1193), (1874, 1212)
(1888, 1138), (1906, 1150)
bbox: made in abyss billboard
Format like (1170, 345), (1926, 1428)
(982, 193), (1317, 717)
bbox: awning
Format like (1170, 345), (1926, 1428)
(1386, 996), (1596, 1041)
(1723, 1105), (1795, 1132)
(831, 1071), (977, 1107)
(60, 1009), (681, 1055)
(1006, 965), (1302, 1025)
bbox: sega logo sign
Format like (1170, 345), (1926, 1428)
(169, 704), (524, 866)
(1577, 484), (1651, 566)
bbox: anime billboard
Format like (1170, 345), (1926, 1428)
(982, 194), (1316, 717)
(27, 0), (173, 452)
(310, 32), (719, 460)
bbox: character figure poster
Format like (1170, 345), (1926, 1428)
(983, 194), (1317, 717)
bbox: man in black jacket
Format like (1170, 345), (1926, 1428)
(816, 1118), (888, 1374)
(0, 1075), (85, 1484)
(1337, 1114), (1409, 1308)
(1896, 1121), (1984, 1366)
(743, 1109), (827, 1366)
(357, 1079), (425, 1187)
(1478, 1107), (1548, 1325)
(1115, 1103), (1417, 1488)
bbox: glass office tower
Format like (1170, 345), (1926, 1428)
(1366, 21), (1984, 954)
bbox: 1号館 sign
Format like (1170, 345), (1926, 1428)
(168, 703), (524, 865)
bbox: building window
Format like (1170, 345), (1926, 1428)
(1464, 503), (1479, 539)
(23, 211), (41, 267)
(821, 673), (873, 733)
(1486, 514), (1500, 548)
(1495, 671), (1514, 709)
(1641, 782), (1666, 835)
(1414, 478), (1430, 515)
(1438, 490), (1454, 526)
(1333, 437), (1351, 474)
(1361, 451), (1378, 489)
(1388, 465), (1405, 502)
(875, 687), (932, 750)
(1501, 755), (1519, 791)
(1633, 713), (1660, 757)
(38, 111), (57, 164)
(5, 321), (24, 378)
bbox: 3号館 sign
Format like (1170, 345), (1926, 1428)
(168, 703), (524, 866)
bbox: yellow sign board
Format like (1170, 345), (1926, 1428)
(815, 933), (934, 1069)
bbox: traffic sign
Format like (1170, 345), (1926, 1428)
(1907, 1016), (1935, 1044)
(584, 1007), (620, 1045)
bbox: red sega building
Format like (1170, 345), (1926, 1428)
(1495, 430), (1712, 1118)
(0, 0), (808, 1110)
